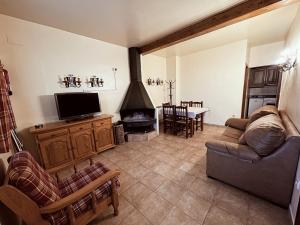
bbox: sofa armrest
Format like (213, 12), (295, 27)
(206, 140), (260, 162)
(225, 118), (249, 131)
(40, 170), (120, 214)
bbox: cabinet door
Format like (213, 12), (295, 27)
(71, 129), (95, 159)
(39, 135), (73, 169)
(94, 126), (114, 152)
(265, 67), (279, 86)
(249, 68), (266, 87)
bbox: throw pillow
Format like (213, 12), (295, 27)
(244, 114), (286, 156)
(248, 105), (279, 125)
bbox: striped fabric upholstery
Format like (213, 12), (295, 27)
(7, 151), (61, 206)
(45, 162), (120, 225)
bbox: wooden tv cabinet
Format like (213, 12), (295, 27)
(30, 114), (115, 172)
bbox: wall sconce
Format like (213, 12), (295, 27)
(63, 74), (81, 88)
(156, 78), (164, 86)
(279, 58), (297, 72)
(147, 78), (156, 86)
(147, 77), (164, 86)
(88, 76), (104, 87)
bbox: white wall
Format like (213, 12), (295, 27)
(0, 14), (130, 156)
(141, 54), (167, 107)
(279, 6), (300, 224)
(178, 40), (248, 125)
(248, 41), (285, 67)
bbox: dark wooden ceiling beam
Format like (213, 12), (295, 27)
(139, 0), (297, 54)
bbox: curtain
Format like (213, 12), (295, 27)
(0, 68), (16, 153)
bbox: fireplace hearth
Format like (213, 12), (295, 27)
(120, 48), (156, 133)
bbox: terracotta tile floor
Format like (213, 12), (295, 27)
(66, 125), (291, 225)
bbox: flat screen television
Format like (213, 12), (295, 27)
(54, 92), (101, 120)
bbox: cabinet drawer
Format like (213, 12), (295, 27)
(93, 119), (111, 128)
(37, 129), (68, 140)
(69, 123), (92, 133)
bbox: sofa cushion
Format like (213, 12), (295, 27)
(248, 105), (279, 125)
(215, 133), (239, 144)
(44, 162), (120, 225)
(222, 127), (244, 140)
(205, 140), (260, 162)
(244, 114), (286, 156)
(7, 151), (61, 207)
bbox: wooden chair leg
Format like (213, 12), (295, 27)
(201, 113), (204, 131)
(191, 120), (194, 136)
(186, 124), (188, 139)
(111, 179), (119, 216)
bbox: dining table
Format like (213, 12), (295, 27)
(185, 107), (209, 132)
(173, 106), (209, 132)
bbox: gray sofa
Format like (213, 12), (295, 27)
(206, 107), (300, 207)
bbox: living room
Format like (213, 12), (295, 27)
(1, 1), (300, 225)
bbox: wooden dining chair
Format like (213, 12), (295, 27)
(191, 101), (203, 107)
(180, 101), (192, 107)
(174, 106), (193, 138)
(191, 101), (204, 131)
(162, 104), (175, 133)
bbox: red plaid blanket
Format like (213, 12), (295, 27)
(0, 69), (16, 153)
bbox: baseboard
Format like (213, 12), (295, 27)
(203, 122), (224, 127)
(290, 204), (295, 225)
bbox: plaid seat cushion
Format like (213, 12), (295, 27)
(45, 162), (120, 225)
(7, 151), (61, 206)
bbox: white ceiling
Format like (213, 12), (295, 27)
(153, 3), (300, 57)
(0, 0), (246, 47)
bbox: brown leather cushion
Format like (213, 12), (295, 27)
(222, 127), (243, 139)
(206, 140), (260, 162)
(248, 105), (279, 125)
(244, 114), (286, 156)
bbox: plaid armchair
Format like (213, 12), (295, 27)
(0, 151), (120, 225)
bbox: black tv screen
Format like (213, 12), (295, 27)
(55, 92), (101, 120)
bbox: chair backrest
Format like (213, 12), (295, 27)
(162, 102), (171, 106)
(7, 151), (61, 207)
(191, 101), (203, 107)
(180, 101), (191, 107)
(175, 106), (188, 121)
(0, 152), (53, 225)
(163, 105), (175, 120)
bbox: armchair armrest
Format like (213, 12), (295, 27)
(225, 118), (249, 131)
(40, 170), (120, 214)
(206, 140), (260, 162)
